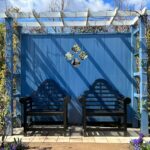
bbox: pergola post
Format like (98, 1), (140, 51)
(5, 17), (14, 135)
(14, 26), (22, 126)
(131, 25), (139, 128)
(139, 15), (149, 135)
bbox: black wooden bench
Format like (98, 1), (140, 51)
(20, 79), (70, 136)
(79, 79), (131, 136)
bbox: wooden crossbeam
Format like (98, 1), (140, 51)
(108, 7), (119, 25)
(19, 19), (134, 27)
(86, 10), (89, 26)
(32, 10), (45, 28)
(131, 7), (147, 25)
(1, 8), (150, 27)
(0, 9), (150, 19)
(60, 11), (65, 27)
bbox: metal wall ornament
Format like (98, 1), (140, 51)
(72, 44), (81, 53)
(65, 43), (88, 67)
(79, 51), (88, 60)
(65, 52), (74, 61)
(71, 58), (81, 67)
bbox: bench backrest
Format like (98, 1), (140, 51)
(31, 79), (67, 110)
(82, 79), (124, 111)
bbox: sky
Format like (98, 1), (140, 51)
(0, 0), (150, 12)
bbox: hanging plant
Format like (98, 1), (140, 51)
(72, 44), (81, 53)
(65, 52), (74, 61)
(79, 51), (88, 60)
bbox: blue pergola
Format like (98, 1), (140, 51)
(1, 8), (150, 135)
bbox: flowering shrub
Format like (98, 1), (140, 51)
(130, 133), (150, 150)
(0, 138), (27, 150)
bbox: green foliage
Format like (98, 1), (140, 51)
(0, 138), (27, 150)
(13, 138), (26, 150)
(147, 27), (150, 114)
(142, 144), (150, 150)
(0, 23), (10, 134)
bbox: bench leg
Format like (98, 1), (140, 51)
(123, 114), (127, 136)
(23, 113), (27, 136)
(63, 109), (67, 136)
(118, 117), (121, 129)
(63, 117), (67, 136)
(23, 104), (28, 136)
(83, 120), (86, 136)
(83, 108), (86, 136)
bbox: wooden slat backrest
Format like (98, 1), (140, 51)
(28, 79), (67, 110)
(83, 79), (124, 110)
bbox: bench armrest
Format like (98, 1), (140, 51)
(122, 97), (131, 105)
(79, 96), (86, 103)
(64, 96), (71, 103)
(19, 96), (32, 104)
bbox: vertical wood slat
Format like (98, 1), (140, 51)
(139, 16), (149, 135)
(5, 17), (13, 135)
(131, 26), (139, 128)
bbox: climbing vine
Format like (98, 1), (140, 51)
(0, 24), (10, 134)
(146, 26), (150, 113)
(0, 19), (19, 135)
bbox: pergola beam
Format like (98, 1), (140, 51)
(32, 10), (45, 29)
(108, 7), (118, 25)
(60, 11), (65, 27)
(0, 9), (150, 27)
(18, 20), (134, 27)
(0, 9), (149, 18)
(131, 7), (147, 25)
(86, 10), (89, 26)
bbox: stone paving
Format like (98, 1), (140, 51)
(0, 127), (150, 144)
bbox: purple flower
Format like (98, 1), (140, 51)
(131, 137), (143, 145)
(130, 133), (145, 150)
(131, 139), (142, 145)
(134, 144), (140, 150)
(10, 144), (17, 150)
(139, 133), (144, 138)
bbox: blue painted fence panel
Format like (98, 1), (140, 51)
(21, 33), (133, 124)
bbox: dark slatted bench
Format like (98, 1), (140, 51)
(20, 79), (70, 136)
(79, 79), (131, 136)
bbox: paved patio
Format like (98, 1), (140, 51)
(1, 127), (150, 144)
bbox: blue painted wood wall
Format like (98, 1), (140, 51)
(21, 33), (134, 124)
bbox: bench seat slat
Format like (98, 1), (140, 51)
(27, 111), (64, 116)
(86, 110), (124, 116)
